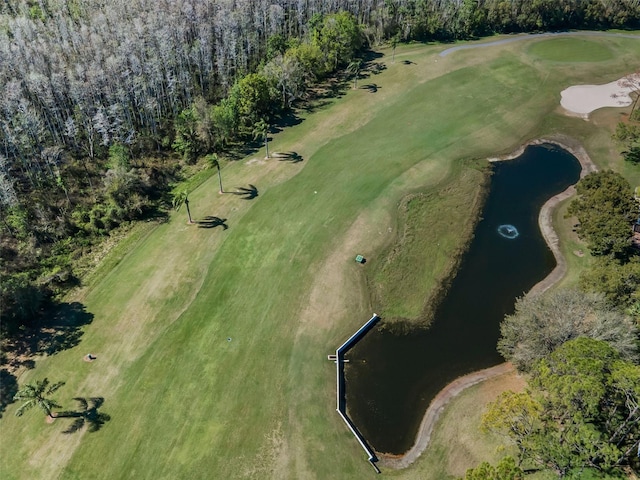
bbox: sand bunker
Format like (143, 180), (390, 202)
(561, 75), (639, 117)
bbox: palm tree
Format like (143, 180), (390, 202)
(14, 378), (65, 420)
(347, 59), (363, 89)
(390, 34), (400, 63)
(172, 189), (193, 224)
(208, 154), (224, 193)
(253, 119), (270, 159)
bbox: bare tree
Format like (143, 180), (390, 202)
(619, 71), (640, 118)
(498, 289), (639, 372)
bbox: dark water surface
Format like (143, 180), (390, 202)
(345, 144), (581, 454)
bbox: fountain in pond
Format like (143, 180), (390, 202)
(497, 224), (519, 239)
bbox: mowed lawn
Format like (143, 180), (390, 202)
(2, 34), (639, 480)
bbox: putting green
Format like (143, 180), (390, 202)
(527, 37), (614, 62)
(1, 33), (639, 480)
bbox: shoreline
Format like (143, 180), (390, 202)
(379, 136), (596, 470)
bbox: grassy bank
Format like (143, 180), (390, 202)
(1, 33), (639, 480)
(370, 161), (490, 325)
(388, 370), (526, 480)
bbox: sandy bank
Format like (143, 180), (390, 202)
(560, 74), (639, 118)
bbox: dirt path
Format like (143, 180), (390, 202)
(381, 136), (596, 470)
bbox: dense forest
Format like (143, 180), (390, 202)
(2, 1), (640, 343)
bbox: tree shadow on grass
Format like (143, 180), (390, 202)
(303, 58), (383, 110)
(271, 152), (303, 163)
(305, 75), (350, 106)
(362, 49), (383, 62)
(38, 302), (95, 356)
(231, 185), (259, 200)
(197, 216), (229, 230)
(59, 397), (111, 434)
(366, 61), (387, 75)
(0, 369), (18, 418)
(271, 111), (303, 131)
(298, 99), (333, 114)
(3, 302), (94, 371)
(225, 111), (304, 160)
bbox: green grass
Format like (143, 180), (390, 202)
(371, 162), (489, 323)
(554, 197), (594, 289)
(74, 220), (159, 290)
(2, 33), (640, 480)
(527, 37), (614, 62)
(173, 162), (216, 195)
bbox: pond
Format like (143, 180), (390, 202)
(345, 143), (582, 455)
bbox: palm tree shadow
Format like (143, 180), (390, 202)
(370, 62), (386, 74)
(360, 84), (380, 93)
(271, 152), (303, 163)
(231, 184), (259, 200)
(59, 397), (111, 434)
(197, 216), (229, 229)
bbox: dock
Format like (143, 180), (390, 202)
(329, 313), (381, 473)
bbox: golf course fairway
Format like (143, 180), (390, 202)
(1, 32), (639, 479)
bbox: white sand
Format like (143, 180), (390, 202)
(561, 75), (639, 117)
